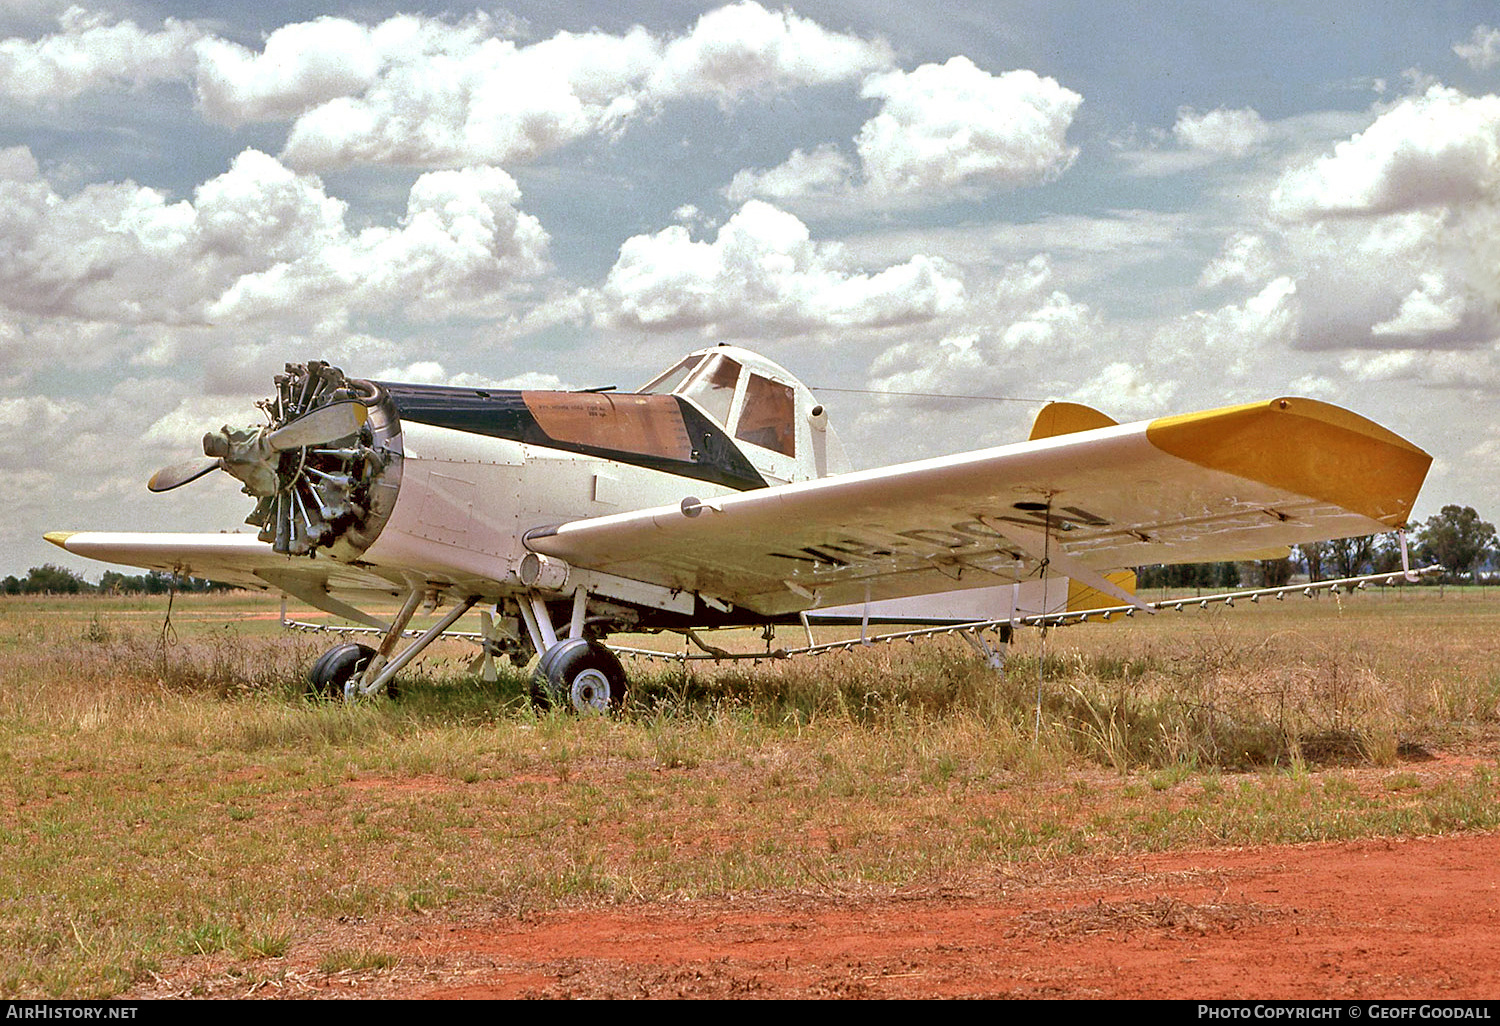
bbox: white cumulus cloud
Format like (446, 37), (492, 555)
(192, 3), (891, 172)
(0, 147), (549, 329)
(208, 162), (550, 323)
(372, 361), (568, 390)
(1455, 25), (1500, 71)
(726, 144), (854, 203)
(1257, 85), (1500, 352)
(1371, 272), (1467, 338)
(856, 59), (1081, 199)
(1199, 233), (1277, 289)
(865, 255), (1098, 406)
(0, 6), (200, 103)
(193, 15), (399, 124)
(1195, 276), (1300, 352)
(1340, 347), (1500, 389)
(273, 18), (659, 170)
(0, 5), (893, 171)
(1173, 106), (1270, 157)
(647, 1), (893, 101)
(1272, 86), (1500, 219)
(731, 57), (1081, 209)
(1069, 362), (1178, 420)
(598, 199), (964, 337)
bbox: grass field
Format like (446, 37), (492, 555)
(2, 584), (1498, 997)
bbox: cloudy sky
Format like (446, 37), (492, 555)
(4, 1), (1499, 578)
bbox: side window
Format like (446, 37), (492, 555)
(736, 373), (796, 456)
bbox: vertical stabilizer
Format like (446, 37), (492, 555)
(1030, 401), (1118, 440)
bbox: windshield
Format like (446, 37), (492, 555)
(638, 354), (703, 395)
(677, 353), (742, 426)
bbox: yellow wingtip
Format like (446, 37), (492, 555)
(44, 531), (76, 550)
(1146, 397), (1431, 528)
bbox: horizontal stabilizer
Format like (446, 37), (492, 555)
(1067, 570), (1136, 613)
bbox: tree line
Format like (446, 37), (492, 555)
(1137, 504), (1496, 590)
(2, 565), (233, 595)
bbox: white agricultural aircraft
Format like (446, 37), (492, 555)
(47, 345), (1435, 711)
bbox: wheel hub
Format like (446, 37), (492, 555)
(570, 668), (613, 713)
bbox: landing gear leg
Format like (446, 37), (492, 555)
(352, 587), (423, 697)
(960, 625), (1011, 672)
(309, 588), (479, 701)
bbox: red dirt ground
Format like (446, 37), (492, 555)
(133, 827), (1500, 999)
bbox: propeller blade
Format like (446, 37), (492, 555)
(148, 458), (223, 493)
(475, 610), (498, 683)
(266, 400), (368, 452)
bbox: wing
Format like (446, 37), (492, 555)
(525, 396), (1431, 617)
(45, 531), (407, 628)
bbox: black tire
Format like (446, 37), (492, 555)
(309, 642), (378, 699)
(307, 645), (343, 694)
(530, 638), (627, 713)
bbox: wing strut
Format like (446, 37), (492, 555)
(959, 629), (1005, 670)
(1034, 502), (1053, 739)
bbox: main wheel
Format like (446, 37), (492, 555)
(308, 642), (378, 699)
(530, 638), (628, 713)
(307, 645), (343, 694)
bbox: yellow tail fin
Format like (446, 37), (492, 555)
(1029, 401), (1118, 440)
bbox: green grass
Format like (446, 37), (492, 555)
(1, 587), (1499, 996)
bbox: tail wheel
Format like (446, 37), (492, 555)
(530, 638), (628, 713)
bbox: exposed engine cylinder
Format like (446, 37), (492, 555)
(211, 362), (403, 558)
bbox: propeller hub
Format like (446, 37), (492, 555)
(241, 362), (402, 557)
(149, 361), (404, 559)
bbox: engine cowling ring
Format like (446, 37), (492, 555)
(239, 362), (404, 560)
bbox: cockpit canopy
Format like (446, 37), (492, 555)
(640, 348), (802, 463)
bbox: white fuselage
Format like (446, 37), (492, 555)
(364, 421), (744, 595)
